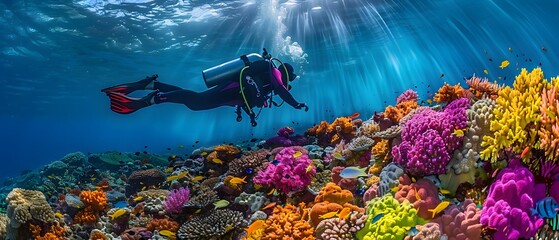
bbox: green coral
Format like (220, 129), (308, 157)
(480, 68), (547, 162)
(356, 194), (424, 240)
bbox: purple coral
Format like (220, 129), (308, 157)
(253, 146), (316, 194)
(391, 98), (469, 175)
(265, 127), (308, 148)
(396, 89), (419, 104)
(163, 187), (190, 214)
(480, 158), (544, 240)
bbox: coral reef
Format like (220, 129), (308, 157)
(433, 83), (471, 103)
(315, 210), (367, 239)
(177, 209), (245, 240)
(433, 199), (482, 240)
(466, 75), (501, 100)
(6, 188), (55, 230)
(163, 187), (190, 214)
(126, 169), (166, 195)
(378, 163), (404, 197)
(227, 149), (270, 176)
(394, 178), (441, 219)
(259, 203), (314, 240)
(234, 192), (270, 213)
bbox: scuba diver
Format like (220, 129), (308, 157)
(101, 49), (308, 126)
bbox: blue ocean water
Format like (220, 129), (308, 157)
(0, 0), (557, 179)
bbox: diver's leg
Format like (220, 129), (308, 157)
(101, 74), (159, 94)
(155, 85), (242, 111)
(153, 81), (183, 92)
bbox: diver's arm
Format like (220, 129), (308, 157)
(272, 77), (307, 110)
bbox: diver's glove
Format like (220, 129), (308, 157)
(295, 103), (309, 112)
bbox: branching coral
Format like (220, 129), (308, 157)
(356, 194), (424, 240)
(432, 199), (482, 240)
(227, 149), (270, 176)
(384, 100), (419, 123)
(259, 203), (314, 240)
(163, 187), (190, 214)
(359, 121), (381, 138)
(481, 68), (547, 163)
(315, 211), (367, 239)
(80, 189), (107, 211)
(177, 209), (245, 240)
(371, 139), (390, 162)
(347, 136), (375, 152)
(466, 75), (501, 100)
(306, 116), (360, 146)
(538, 76), (559, 161)
(434, 83), (471, 103)
(397, 89), (419, 104)
(392, 98), (469, 176)
(253, 147), (315, 194)
(480, 158), (543, 239)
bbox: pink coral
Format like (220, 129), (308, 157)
(163, 187), (190, 214)
(363, 182), (379, 203)
(433, 199), (482, 240)
(253, 147), (316, 194)
(397, 89), (419, 104)
(394, 178), (441, 219)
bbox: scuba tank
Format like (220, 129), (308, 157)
(202, 53), (264, 88)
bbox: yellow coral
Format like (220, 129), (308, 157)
(538, 76), (559, 161)
(371, 139), (390, 161)
(480, 68), (547, 162)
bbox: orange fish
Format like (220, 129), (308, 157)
(414, 187), (421, 201)
(349, 112), (360, 119)
(521, 146), (531, 158)
(261, 202), (277, 210)
(229, 176), (247, 184)
(338, 207), (351, 220)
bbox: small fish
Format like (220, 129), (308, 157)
(159, 230), (176, 238)
(349, 112), (360, 119)
(427, 99), (433, 104)
(484, 49), (488, 54)
(141, 186), (147, 191)
(166, 171), (188, 182)
(484, 69), (489, 74)
(320, 210), (339, 219)
(453, 129), (465, 137)
(108, 209), (127, 220)
(428, 201), (450, 218)
(508, 47), (512, 52)
(245, 220), (265, 236)
(391, 186), (399, 192)
(371, 213), (384, 224)
(531, 197), (559, 218)
(211, 158), (224, 165)
(407, 226), (419, 236)
(414, 187), (421, 201)
(521, 146), (531, 158)
(542, 47), (548, 52)
(440, 73), (444, 78)
(306, 162), (314, 174)
(338, 207), (351, 220)
(332, 152), (346, 161)
(339, 167), (368, 179)
(491, 168), (500, 178)
(293, 151), (303, 158)
(499, 60), (510, 69)
(164, 167), (174, 173)
(201, 152), (208, 156)
(229, 176), (247, 184)
(55, 212), (64, 218)
(271, 160), (280, 165)
(191, 176), (205, 182)
(224, 223), (235, 232)
(178, 145), (184, 148)
(440, 189), (451, 195)
(133, 196), (143, 202)
(267, 188), (276, 195)
(262, 202), (277, 210)
(213, 199), (230, 209)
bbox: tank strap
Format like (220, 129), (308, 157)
(240, 55), (251, 66)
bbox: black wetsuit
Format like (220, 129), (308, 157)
(153, 60), (299, 111)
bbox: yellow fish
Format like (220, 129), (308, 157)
(229, 176), (247, 184)
(267, 188), (276, 195)
(254, 184), (262, 190)
(440, 189), (451, 195)
(391, 186), (399, 192)
(414, 187), (421, 201)
(211, 158), (224, 165)
(293, 151), (303, 158)
(427, 99), (433, 104)
(306, 162), (314, 173)
(178, 145), (184, 148)
(201, 152), (208, 156)
(108, 209), (127, 220)
(320, 210), (339, 219)
(333, 152), (345, 160)
(191, 176), (205, 182)
(224, 223), (235, 232)
(133, 196), (143, 202)
(245, 220), (264, 236)
(166, 171), (188, 182)
(484, 69), (489, 74)
(499, 60), (510, 69)
(213, 199), (230, 209)
(428, 201), (450, 218)
(338, 207), (351, 220)
(159, 230), (176, 238)
(54, 212), (64, 218)
(164, 167), (174, 173)
(453, 129), (465, 137)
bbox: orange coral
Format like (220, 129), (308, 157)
(73, 207), (98, 224)
(539, 83), (559, 161)
(306, 117), (358, 145)
(314, 183), (353, 204)
(434, 83), (471, 103)
(146, 218), (179, 232)
(207, 145), (240, 163)
(261, 203), (315, 240)
(30, 223), (66, 240)
(89, 231), (106, 240)
(371, 139), (390, 161)
(384, 100), (419, 123)
(80, 189), (107, 211)
(466, 75), (501, 100)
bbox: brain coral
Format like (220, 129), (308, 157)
(481, 68), (547, 162)
(6, 188), (55, 228)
